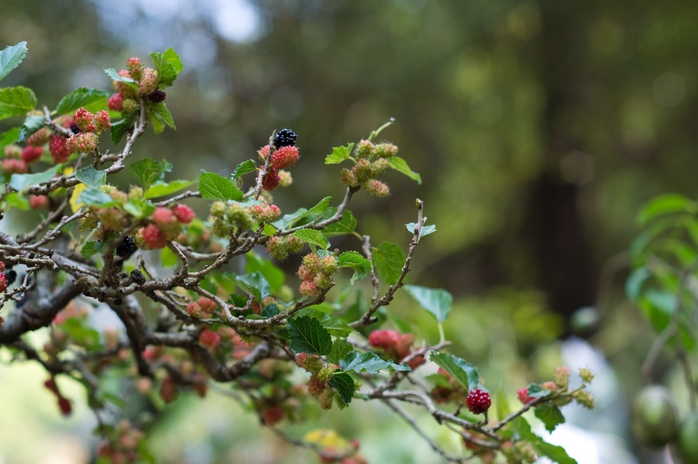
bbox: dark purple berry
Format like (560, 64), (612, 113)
(70, 123), (81, 135)
(131, 269), (145, 285)
(273, 128), (296, 149)
(116, 235), (137, 258)
(114, 298), (123, 306)
(148, 89), (167, 103)
(5, 270), (17, 285)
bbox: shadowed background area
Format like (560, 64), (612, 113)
(1, 0), (697, 463)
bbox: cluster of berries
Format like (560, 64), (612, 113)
(339, 139), (398, 198)
(297, 252), (339, 298)
(96, 419), (145, 464)
(185, 296), (218, 319)
(136, 204), (195, 249)
(367, 329), (425, 369)
(297, 353), (340, 410)
(107, 57), (165, 115)
(1, 118), (77, 176)
(516, 366), (595, 409)
(258, 128), (299, 191)
(64, 107), (110, 154)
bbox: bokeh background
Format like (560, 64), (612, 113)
(1, 0), (697, 463)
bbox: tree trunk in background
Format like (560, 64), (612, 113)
(522, 1), (598, 330)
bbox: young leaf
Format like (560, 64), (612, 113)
(325, 143), (354, 164)
(294, 229), (330, 250)
(322, 210), (357, 237)
(246, 252), (284, 294)
(405, 222), (437, 239)
(294, 308), (353, 337)
(232, 159), (257, 179)
(404, 285), (453, 322)
(79, 188), (118, 207)
(130, 159), (173, 189)
(104, 68), (136, 84)
(534, 403), (565, 432)
(0, 41), (28, 83)
(637, 193), (693, 226)
(144, 180), (193, 199)
(4, 192), (29, 210)
(149, 102), (176, 130)
(534, 441), (577, 464)
(339, 351), (411, 374)
(388, 156), (421, 184)
(371, 242), (405, 285)
(75, 166), (106, 188)
(111, 114), (137, 145)
(55, 88), (110, 115)
(150, 49), (181, 88)
(275, 197), (333, 229)
(329, 371), (354, 405)
(233, 272), (270, 302)
(0, 86), (37, 121)
(287, 315), (332, 355)
(123, 198), (155, 218)
(9, 165), (60, 192)
(0, 127), (21, 149)
(199, 171), (243, 201)
(81, 241), (106, 259)
(327, 339), (353, 364)
(338, 251), (371, 284)
(19, 115), (45, 140)
(429, 352), (480, 391)
(160, 247), (178, 267)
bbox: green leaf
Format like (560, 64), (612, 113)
(294, 308), (353, 337)
(123, 198), (155, 218)
(19, 115), (45, 140)
(149, 102), (175, 130)
(0, 86), (37, 121)
(293, 229), (330, 250)
(104, 68), (136, 84)
(429, 352), (480, 391)
(262, 224), (277, 236)
(149, 112), (165, 134)
(0, 42), (28, 83)
(322, 210), (357, 237)
(325, 143), (354, 164)
(60, 318), (102, 351)
(0, 127), (20, 149)
(535, 441), (577, 464)
(371, 242), (405, 285)
(405, 222), (437, 239)
(638, 193), (693, 225)
(199, 171), (243, 201)
(55, 88), (110, 115)
(79, 188), (118, 207)
(163, 48), (183, 73)
(232, 159), (257, 179)
(388, 156), (421, 184)
(4, 192), (29, 210)
(111, 114), (137, 145)
(150, 49), (181, 88)
(340, 351), (411, 374)
(287, 315), (332, 355)
(338, 251), (371, 284)
(327, 339), (353, 364)
(329, 372), (354, 405)
(9, 165), (60, 192)
(274, 197), (333, 229)
(130, 159), (172, 189)
(404, 285), (453, 322)
(626, 266), (651, 301)
(246, 252), (284, 294)
(75, 166), (106, 188)
(81, 241), (106, 259)
(144, 180), (192, 199)
(160, 247), (178, 267)
(232, 272), (270, 302)
(534, 403), (565, 432)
